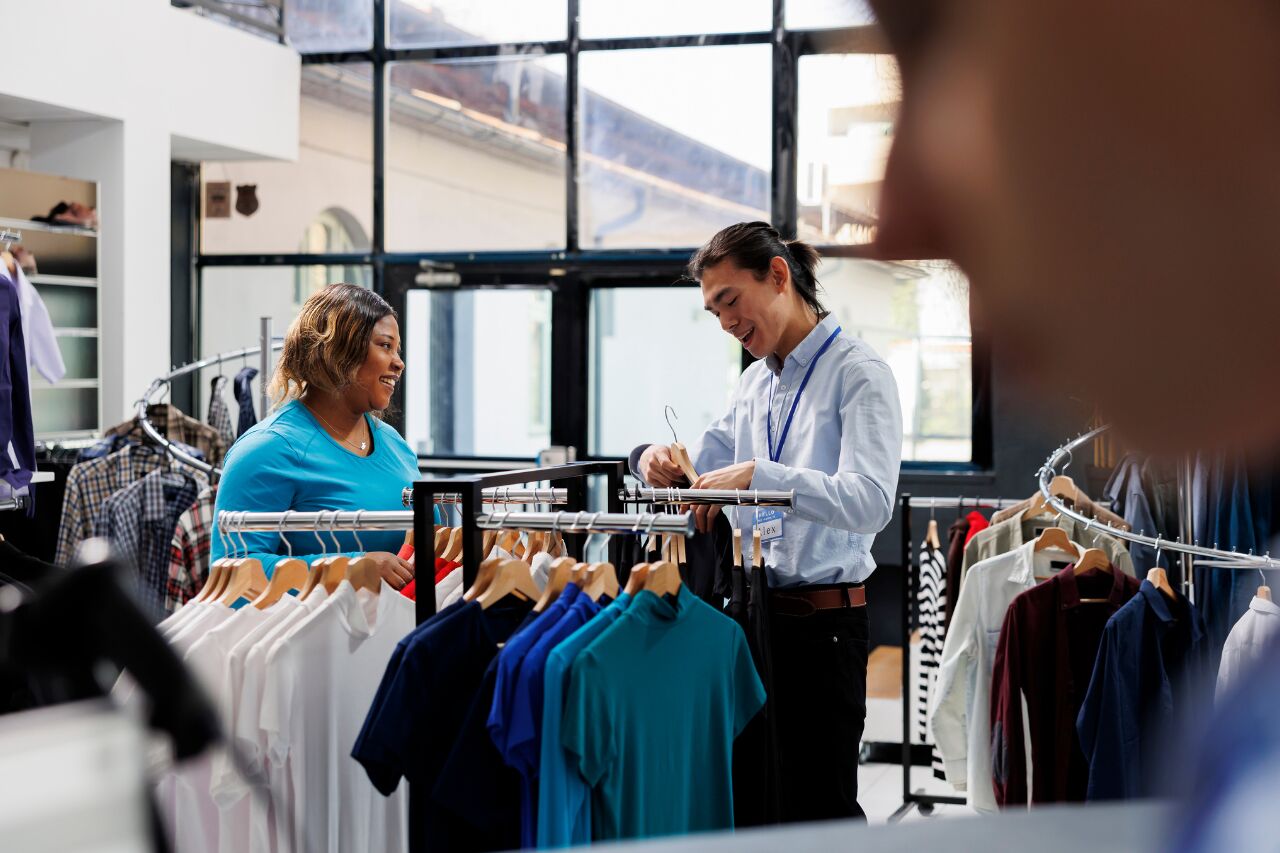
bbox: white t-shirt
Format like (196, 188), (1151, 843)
(233, 590), (328, 853)
(259, 581), (413, 853)
(169, 605), (274, 853)
(436, 567), (463, 609)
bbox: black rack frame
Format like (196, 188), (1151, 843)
(410, 460), (626, 624)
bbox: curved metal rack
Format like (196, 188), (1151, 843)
(134, 338), (284, 479)
(1039, 426), (1280, 571)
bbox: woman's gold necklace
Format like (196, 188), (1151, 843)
(308, 404), (369, 452)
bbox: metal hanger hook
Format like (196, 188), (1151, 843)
(584, 514), (605, 562)
(234, 513), (251, 559)
(664, 405), (679, 444)
(327, 512), (342, 553)
(278, 511), (294, 558)
(313, 514), (329, 555)
(351, 510), (365, 552)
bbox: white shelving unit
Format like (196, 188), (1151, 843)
(2, 167), (102, 443)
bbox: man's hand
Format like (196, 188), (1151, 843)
(689, 461), (757, 533)
(640, 445), (687, 487)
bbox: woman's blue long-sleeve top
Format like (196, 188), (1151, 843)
(210, 399), (421, 576)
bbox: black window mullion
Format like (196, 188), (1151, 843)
(565, 0), (581, 254)
(772, 5), (799, 240)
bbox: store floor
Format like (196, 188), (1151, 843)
(857, 641), (974, 824)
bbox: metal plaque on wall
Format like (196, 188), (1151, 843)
(205, 181), (232, 218)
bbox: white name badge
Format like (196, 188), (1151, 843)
(754, 509), (784, 543)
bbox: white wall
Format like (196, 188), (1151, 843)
(0, 0), (299, 425)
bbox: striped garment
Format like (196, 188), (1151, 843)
(917, 538), (947, 780)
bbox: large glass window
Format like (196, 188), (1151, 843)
(201, 64), (373, 255)
(797, 53), (899, 245)
(579, 0), (770, 39)
(786, 0), (875, 31)
(589, 286), (741, 457)
(387, 55), (567, 252)
(198, 265), (372, 419)
(286, 0), (373, 52)
(389, 0), (564, 48)
(820, 258), (972, 462)
(404, 289), (552, 457)
(578, 45), (772, 250)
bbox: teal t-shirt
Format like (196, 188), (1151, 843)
(211, 399), (420, 575)
(561, 586), (766, 841)
(538, 593), (632, 849)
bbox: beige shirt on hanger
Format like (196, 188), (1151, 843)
(960, 508), (1136, 589)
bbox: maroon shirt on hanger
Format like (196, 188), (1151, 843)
(989, 564), (1141, 806)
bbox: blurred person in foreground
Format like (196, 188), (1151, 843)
(864, 0), (1280, 848)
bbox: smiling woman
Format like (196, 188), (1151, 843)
(210, 284), (420, 590)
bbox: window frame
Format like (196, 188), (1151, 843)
(190, 0), (991, 472)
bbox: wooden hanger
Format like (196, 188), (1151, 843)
(1025, 474), (1082, 521)
(925, 518), (942, 549)
(404, 529), (415, 548)
(477, 558), (542, 609)
(1033, 526), (1080, 558)
(344, 552), (385, 594)
(195, 558), (229, 602)
(482, 530), (497, 559)
(434, 526), (451, 558)
(1073, 548), (1112, 575)
(663, 405), (699, 484)
(752, 529), (763, 569)
(497, 529), (521, 555)
(732, 530), (743, 572)
(1259, 584), (1273, 603)
(534, 556), (579, 612)
(251, 557), (307, 609)
(646, 555), (682, 597)
(464, 553), (510, 601)
(624, 562), (651, 595)
(583, 562), (619, 601)
(1147, 567), (1176, 599)
(219, 558), (268, 606)
(570, 561), (590, 585)
(300, 553), (349, 600)
(443, 526), (465, 563)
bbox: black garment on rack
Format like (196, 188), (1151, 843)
(675, 509), (736, 605)
(944, 515), (970, 633)
(0, 456), (73, 563)
(0, 271), (36, 510)
(233, 366), (259, 437)
(728, 559), (781, 828)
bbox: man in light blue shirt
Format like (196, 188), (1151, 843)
(633, 222), (902, 824)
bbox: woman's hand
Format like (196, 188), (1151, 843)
(689, 461), (757, 533)
(640, 444), (687, 487)
(362, 551), (415, 589)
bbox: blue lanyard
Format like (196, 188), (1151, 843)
(767, 326), (842, 464)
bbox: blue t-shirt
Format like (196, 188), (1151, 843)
(538, 593), (632, 849)
(562, 586), (766, 841)
(488, 585), (582, 759)
(506, 591), (604, 846)
(351, 598), (531, 853)
(211, 398), (420, 574)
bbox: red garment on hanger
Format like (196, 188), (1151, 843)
(962, 510), (990, 546)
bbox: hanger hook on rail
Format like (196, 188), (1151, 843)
(278, 511), (293, 558)
(664, 405), (679, 444)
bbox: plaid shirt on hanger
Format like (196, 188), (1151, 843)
(55, 444), (170, 566)
(166, 486), (216, 612)
(101, 469), (206, 619)
(207, 376), (236, 448)
(105, 403), (229, 466)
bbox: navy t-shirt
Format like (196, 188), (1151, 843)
(351, 598), (531, 853)
(434, 610), (540, 852)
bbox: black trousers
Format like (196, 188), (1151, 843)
(768, 595), (870, 823)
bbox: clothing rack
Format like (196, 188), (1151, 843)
(886, 494), (1027, 821)
(411, 461), (634, 623)
(617, 486), (796, 507)
(135, 317), (283, 479)
(400, 486), (570, 506)
(217, 507), (691, 537)
(1039, 427), (1280, 592)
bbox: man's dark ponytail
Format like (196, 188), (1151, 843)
(687, 221), (826, 316)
